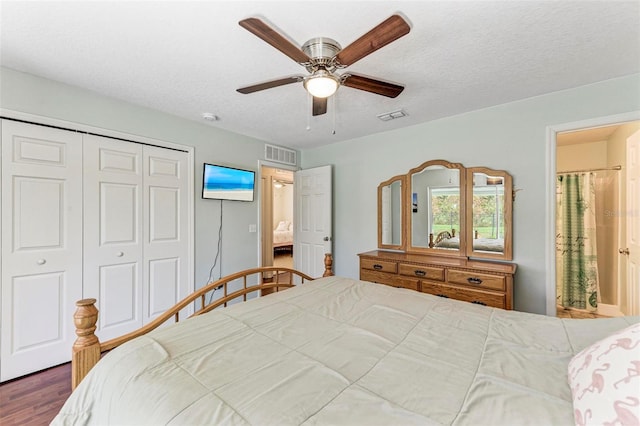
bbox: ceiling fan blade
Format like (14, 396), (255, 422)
(312, 97), (328, 116)
(239, 18), (311, 64)
(335, 15), (410, 67)
(237, 76), (304, 94)
(342, 74), (404, 98)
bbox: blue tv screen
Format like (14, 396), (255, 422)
(202, 163), (255, 202)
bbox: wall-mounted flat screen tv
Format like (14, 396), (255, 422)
(202, 163), (255, 202)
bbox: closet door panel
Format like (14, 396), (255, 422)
(83, 134), (143, 341)
(1, 120), (82, 381)
(12, 273), (67, 353)
(143, 147), (190, 323)
(98, 263), (138, 326)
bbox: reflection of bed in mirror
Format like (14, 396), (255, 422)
(428, 229), (456, 248)
(432, 232), (504, 253)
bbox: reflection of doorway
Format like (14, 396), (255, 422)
(260, 166), (294, 270)
(555, 120), (639, 317)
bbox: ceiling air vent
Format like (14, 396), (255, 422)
(265, 144), (297, 166)
(377, 109), (408, 121)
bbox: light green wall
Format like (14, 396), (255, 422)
(0, 67), (274, 290)
(301, 73), (640, 314)
(3, 66), (639, 314)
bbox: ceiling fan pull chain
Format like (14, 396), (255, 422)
(306, 92), (311, 131)
(332, 95), (336, 135)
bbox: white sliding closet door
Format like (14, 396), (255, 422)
(1, 120), (83, 381)
(83, 135), (144, 342)
(1, 118), (193, 381)
(84, 139), (190, 337)
(143, 146), (190, 323)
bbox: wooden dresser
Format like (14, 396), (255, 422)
(358, 250), (517, 309)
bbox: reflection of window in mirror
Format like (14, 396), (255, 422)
(429, 187), (459, 237)
(411, 167), (460, 249)
(472, 174), (505, 253)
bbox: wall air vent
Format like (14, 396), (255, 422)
(265, 144), (297, 166)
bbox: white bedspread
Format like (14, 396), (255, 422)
(273, 229), (293, 245)
(53, 276), (638, 425)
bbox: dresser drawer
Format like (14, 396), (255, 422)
(448, 270), (505, 291)
(360, 269), (396, 286)
(398, 263), (444, 281)
(361, 270), (419, 291)
(361, 258), (398, 274)
(420, 281), (506, 309)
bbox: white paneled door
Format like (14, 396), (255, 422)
(294, 165), (332, 278)
(1, 120), (83, 381)
(143, 146), (191, 323)
(1, 119), (193, 381)
(83, 138), (191, 339)
(83, 135), (144, 342)
(626, 129), (640, 315)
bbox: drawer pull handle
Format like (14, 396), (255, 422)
(414, 270), (426, 277)
(471, 301), (487, 306)
(467, 277), (483, 285)
(436, 294), (449, 298)
(373, 264), (383, 270)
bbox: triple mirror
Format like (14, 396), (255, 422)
(378, 160), (513, 260)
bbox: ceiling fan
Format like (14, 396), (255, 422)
(236, 14), (411, 116)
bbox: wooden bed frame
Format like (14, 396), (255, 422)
(71, 253), (334, 390)
(273, 241), (293, 255)
(428, 228), (456, 248)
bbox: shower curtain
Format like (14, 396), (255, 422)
(594, 171), (619, 306)
(556, 173), (599, 311)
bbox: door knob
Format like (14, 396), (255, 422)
(618, 248), (630, 255)
(36, 259), (46, 265)
(323, 236), (331, 241)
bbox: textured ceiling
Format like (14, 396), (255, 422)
(1, 1), (639, 149)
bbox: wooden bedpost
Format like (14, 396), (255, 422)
(323, 253), (334, 277)
(71, 298), (101, 390)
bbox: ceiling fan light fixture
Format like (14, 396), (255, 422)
(304, 70), (339, 98)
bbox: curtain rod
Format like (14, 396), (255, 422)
(558, 165), (622, 174)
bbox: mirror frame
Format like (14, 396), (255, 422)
(465, 167), (513, 260)
(406, 159), (467, 257)
(377, 174), (406, 250)
(376, 160), (514, 261)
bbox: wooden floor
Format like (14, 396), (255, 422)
(0, 306), (611, 424)
(0, 362), (71, 425)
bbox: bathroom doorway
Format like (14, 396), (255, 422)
(555, 121), (639, 317)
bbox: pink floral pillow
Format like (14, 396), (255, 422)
(568, 323), (640, 426)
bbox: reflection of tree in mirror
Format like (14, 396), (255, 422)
(472, 193), (505, 238)
(431, 194), (460, 233)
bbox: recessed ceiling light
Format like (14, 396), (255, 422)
(201, 113), (219, 121)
